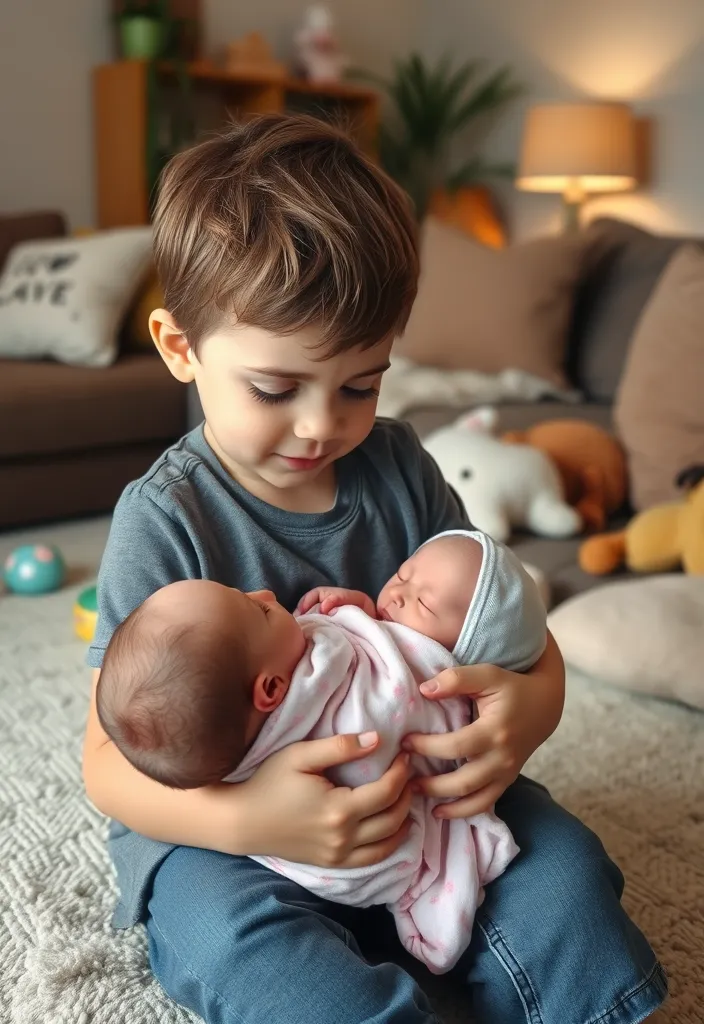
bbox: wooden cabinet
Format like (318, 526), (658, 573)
(93, 60), (380, 229)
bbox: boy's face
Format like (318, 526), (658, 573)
(376, 537), (483, 651)
(188, 324), (392, 507)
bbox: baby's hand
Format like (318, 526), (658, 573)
(297, 587), (377, 618)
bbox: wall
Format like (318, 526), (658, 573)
(0, 1), (422, 229)
(421, 0), (704, 239)
(0, 1), (111, 229)
(204, 0), (424, 76)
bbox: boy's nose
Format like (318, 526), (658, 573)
(293, 402), (338, 443)
(248, 589), (276, 604)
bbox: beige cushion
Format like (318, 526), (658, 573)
(548, 576), (704, 710)
(396, 218), (584, 386)
(0, 228), (152, 367)
(615, 244), (704, 510)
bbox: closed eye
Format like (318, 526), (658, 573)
(248, 384), (296, 405)
(341, 385), (379, 401)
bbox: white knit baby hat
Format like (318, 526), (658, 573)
(417, 530), (547, 671)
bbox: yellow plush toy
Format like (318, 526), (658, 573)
(579, 465), (704, 575)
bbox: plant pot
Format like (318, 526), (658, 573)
(429, 186), (506, 249)
(119, 16), (165, 60)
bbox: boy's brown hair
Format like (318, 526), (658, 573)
(153, 113), (419, 355)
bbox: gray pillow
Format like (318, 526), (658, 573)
(567, 218), (698, 402)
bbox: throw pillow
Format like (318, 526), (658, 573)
(0, 228), (152, 367)
(615, 244), (704, 510)
(548, 576), (704, 711)
(396, 217), (584, 387)
(123, 268), (164, 352)
(567, 218), (691, 401)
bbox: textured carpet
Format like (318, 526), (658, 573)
(1, 518), (702, 1023)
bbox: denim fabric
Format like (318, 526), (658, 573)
(146, 777), (667, 1024)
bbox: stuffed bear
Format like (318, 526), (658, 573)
(502, 420), (627, 533)
(579, 465), (704, 575)
(423, 408), (582, 543)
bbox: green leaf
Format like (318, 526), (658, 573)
(445, 158), (516, 190)
(448, 66), (524, 131)
(361, 52), (524, 220)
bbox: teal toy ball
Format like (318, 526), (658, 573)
(3, 544), (66, 595)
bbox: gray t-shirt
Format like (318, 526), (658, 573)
(89, 418), (468, 927)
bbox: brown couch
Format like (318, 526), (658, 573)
(0, 212), (186, 530)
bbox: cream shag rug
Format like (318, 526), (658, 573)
(1, 518), (702, 1024)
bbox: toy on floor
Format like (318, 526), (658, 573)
(579, 464), (704, 575)
(423, 407), (582, 543)
(74, 585), (98, 642)
(502, 419), (627, 533)
(3, 544), (66, 595)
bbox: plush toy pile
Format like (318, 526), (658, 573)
(422, 408), (626, 544)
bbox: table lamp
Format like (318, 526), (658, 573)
(516, 102), (637, 231)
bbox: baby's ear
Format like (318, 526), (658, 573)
(454, 406), (498, 434)
(252, 673), (288, 713)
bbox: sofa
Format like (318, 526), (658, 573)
(0, 212), (187, 531)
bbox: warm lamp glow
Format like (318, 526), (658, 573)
(517, 103), (637, 197)
(516, 102), (637, 229)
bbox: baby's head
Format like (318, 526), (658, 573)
(97, 580), (305, 789)
(377, 535), (484, 650)
(377, 531), (547, 671)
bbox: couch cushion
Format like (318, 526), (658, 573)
(0, 211), (66, 273)
(0, 354), (186, 459)
(567, 218), (700, 401)
(396, 218), (584, 387)
(404, 400), (614, 441)
(614, 244), (704, 510)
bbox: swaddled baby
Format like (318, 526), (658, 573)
(97, 530), (546, 972)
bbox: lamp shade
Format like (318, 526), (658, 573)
(516, 102), (637, 196)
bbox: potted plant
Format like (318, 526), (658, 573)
(117, 1), (169, 60)
(358, 54), (524, 228)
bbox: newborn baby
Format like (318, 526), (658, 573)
(97, 530), (546, 973)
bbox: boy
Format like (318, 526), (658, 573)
(83, 114), (666, 1023)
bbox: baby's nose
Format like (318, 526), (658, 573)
(249, 589), (276, 604)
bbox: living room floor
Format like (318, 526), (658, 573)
(0, 516), (702, 1023)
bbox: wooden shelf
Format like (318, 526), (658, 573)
(94, 60), (380, 229)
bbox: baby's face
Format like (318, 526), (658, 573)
(147, 580), (305, 684)
(376, 537), (483, 650)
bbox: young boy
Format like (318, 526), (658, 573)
(83, 114), (666, 1024)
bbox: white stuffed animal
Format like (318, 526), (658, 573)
(423, 407), (582, 543)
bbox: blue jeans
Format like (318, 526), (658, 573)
(146, 776), (667, 1023)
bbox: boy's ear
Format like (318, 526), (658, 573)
(149, 308), (197, 383)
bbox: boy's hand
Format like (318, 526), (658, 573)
(297, 587), (377, 618)
(402, 632), (565, 818)
(237, 732), (413, 868)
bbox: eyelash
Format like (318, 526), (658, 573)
(247, 384), (379, 405)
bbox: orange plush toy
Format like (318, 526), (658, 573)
(502, 420), (628, 533)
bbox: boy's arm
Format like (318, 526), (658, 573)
(84, 668), (414, 863)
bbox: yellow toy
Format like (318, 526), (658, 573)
(74, 585), (98, 642)
(579, 465), (704, 575)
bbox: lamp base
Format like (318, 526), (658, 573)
(562, 196), (583, 234)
